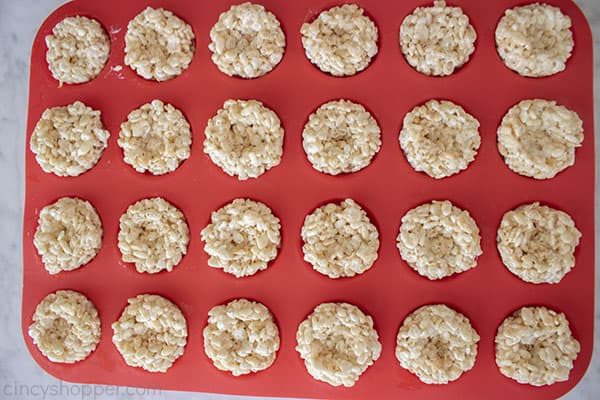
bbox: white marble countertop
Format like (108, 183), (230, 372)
(1, 1), (598, 399)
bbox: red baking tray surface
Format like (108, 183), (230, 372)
(22, 0), (595, 399)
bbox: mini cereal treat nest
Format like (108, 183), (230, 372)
(118, 198), (189, 274)
(34, 197), (102, 275)
(302, 100), (381, 175)
(495, 306), (580, 386)
(296, 302), (381, 387)
(29, 290), (101, 363)
(302, 199), (379, 279)
(395, 304), (480, 384)
(201, 199), (281, 278)
(45, 16), (110, 85)
(118, 100), (192, 175)
(497, 99), (583, 179)
(209, 2), (285, 79)
(203, 299), (280, 375)
(400, 100), (480, 179)
(125, 7), (195, 81)
(495, 3), (574, 77)
(399, 1), (476, 76)
(30, 101), (109, 177)
(397, 200), (482, 280)
(204, 99), (284, 180)
(301, 4), (378, 76)
(112, 294), (187, 373)
(497, 202), (581, 284)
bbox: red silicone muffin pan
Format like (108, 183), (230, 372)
(22, 0), (595, 399)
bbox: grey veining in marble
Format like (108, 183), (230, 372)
(0, 0), (598, 399)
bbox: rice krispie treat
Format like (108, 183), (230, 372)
(34, 197), (102, 274)
(400, 100), (480, 179)
(209, 3), (285, 78)
(45, 16), (110, 85)
(30, 101), (109, 177)
(302, 199), (379, 279)
(302, 100), (381, 175)
(118, 198), (189, 274)
(497, 99), (583, 179)
(495, 306), (580, 386)
(397, 200), (482, 280)
(495, 3), (574, 77)
(203, 299), (280, 375)
(201, 199), (281, 278)
(301, 4), (378, 76)
(125, 7), (195, 81)
(296, 302), (381, 387)
(29, 290), (101, 363)
(118, 100), (191, 175)
(497, 202), (581, 284)
(204, 99), (284, 180)
(400, 1), (476, 76)
(112, 294), (187, 373)
(395, 304), (479, 384)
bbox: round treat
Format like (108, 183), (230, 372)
(301, 4), (378, 76)
(204, 99), (284, 180)
(125, 7), (195, 81)
(395, 304), (479, 384)
(296, 302), (381, 387)
(118, 198), (189, 274)
(497, 99), (583, 179)
(29, 290), (101, 363)
(118, 100), (191, 175)
(302, 199), (379, 279)
(209, 2), (285, 78)
(203, 299), (280, 375)
(400, 100), (480, 179)
(45, 16), (110, 85)
(34, 197), (102, 275)
(112, 294), (187, 373)
(201, 199), (281, 278)
(397, 200), (482, 280)
(497, 202), (581, 284)
(495, 3), (574, 77)
(302, 100), (381, 175)
(400, 1), (476, 76)
(495, 306), (580, 386)
(30, 101), (109, 177)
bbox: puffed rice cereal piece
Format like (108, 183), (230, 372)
(203, 299), (280, 375)
(201, 199), (281, 278)
(45, 16), (110, 85)
(497, 99), (583, 179)
(204, 99), (284, 180)
(29, 290), (101, 363)
(296, 302), (381, 387)
(495, 3), (574, 77)
(497, 202), (581, 284)
(209, 2), (285, 78)
(495, 306), (580, 386)
(302, 199), (379, 279)
(118, 198), (189, 274)
(112, 294), (188, 373)
(400, 1), (476, 76)
(397, 200), (482, 280)
(33, 197), (102, 274)
(302, 100), (381, 175)
(395, 304), (479, 384)
(118, 100), (191, 175)
(30, 101), (109, 177)
(125, 7), (195, 81)
(301, 4), (378, 76)
(400, 100), (480, 178)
